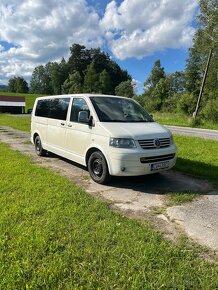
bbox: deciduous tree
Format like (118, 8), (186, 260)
(115, 80), (134, 98)
(8, 76), (28, 93)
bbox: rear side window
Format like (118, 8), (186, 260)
(49, 98), (70, 120)
(35, 98), (70, 120)
(35, 99), (50, 117)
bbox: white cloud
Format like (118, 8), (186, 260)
(101, 0), (198, 59)
(0, 0), (198, 84)
(0, 0), (102, 83)
(0, 45), (4, 52)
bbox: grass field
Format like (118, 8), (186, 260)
(0, 142), (218, 289)
(174, 135), (218, 187)
(0, 114), (31, 131)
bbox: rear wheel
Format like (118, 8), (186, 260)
(34, 135), (46, 156)
(88, 151), (111, 184)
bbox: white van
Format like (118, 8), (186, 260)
(31, 94), (177, 184)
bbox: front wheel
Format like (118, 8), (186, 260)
(88, 151), (111, 184)
(34, 135), (46, 156)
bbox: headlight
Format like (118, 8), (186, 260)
(170, 135), (174, 144)
(109, 137), (136, 148)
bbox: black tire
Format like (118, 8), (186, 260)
(34, 135), (46, 156)
(88, 151), (111, 184)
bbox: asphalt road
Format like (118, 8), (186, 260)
(166, 125), (218, 140)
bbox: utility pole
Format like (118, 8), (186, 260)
(193, 48), (213, 118)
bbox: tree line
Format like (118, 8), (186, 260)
(136, 0), (217, 122)
(30, 44), (133, 97)
(7, 0), (217, 123)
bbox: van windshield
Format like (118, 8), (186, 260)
(90, 96), (153, 122)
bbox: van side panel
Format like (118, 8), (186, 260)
(31, 116), (48, 146)
(46, 118), (67, 150)
(65, 123), (91, 160)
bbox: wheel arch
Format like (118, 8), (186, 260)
(85, 146), (112, 174)
(33, 132), (39, 143)
(32, 132), (45, 149)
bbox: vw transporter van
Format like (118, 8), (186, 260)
(31, 94), (177, 184)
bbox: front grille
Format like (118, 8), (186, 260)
(138, 138), (171, 149)
(140, 153), (175, 163)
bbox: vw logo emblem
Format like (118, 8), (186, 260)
(154, 138), (160, 148)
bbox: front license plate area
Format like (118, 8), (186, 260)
(150, 161), (169, 171)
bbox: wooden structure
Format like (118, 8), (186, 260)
(0, 96), (26, 114)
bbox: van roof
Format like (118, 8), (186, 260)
(35, 94), (129, 100)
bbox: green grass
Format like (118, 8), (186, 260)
(167, 191), (200, 205)
(0, 114), (31, 131)
(0, 142), (218, 289)
(0, 92), (43, 111)
(174, 135), (218, 187)
(154, 112), (218, 130)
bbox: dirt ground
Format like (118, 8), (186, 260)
(0, 125), (217, 258)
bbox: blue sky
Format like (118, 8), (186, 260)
(0, 0), (198, 93)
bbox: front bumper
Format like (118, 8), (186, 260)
(108, 145), (177, 176)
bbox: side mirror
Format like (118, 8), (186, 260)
(78, 111), (89, 123)
(78, 111), (93, 126)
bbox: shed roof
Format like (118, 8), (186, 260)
(0, 96), (26, 108)
(0, 96), (25, 102)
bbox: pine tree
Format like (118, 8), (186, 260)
(62, 71), (82, 94)
(99, 70), (112, 94)
(144, 60), (166, 89)
(83, 63), (100, 93)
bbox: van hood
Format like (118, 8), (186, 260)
(99, 122), (171, 140)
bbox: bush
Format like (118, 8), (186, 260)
(188, 116), (202, 127)
(177, 93), (196, 115)
(144, 97), (162, 112)
(162, 95), (178, 112)
(202, 98), (218, 123)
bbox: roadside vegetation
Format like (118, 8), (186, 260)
(0, 142), (218, 289)
(153, 112), (218, 130)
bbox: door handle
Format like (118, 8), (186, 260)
(61, 122), (65, 126)
(67, 124), (72, 127)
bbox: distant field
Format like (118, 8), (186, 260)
(0, 114), (31, 131)
(0, 92), (43, 111)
